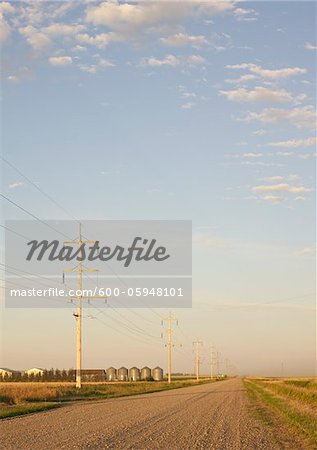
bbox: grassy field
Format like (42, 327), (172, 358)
(244, 377), (317, 448)
(0, 378), (215, 419)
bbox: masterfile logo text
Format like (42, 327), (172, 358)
(5, 220), (192, 308)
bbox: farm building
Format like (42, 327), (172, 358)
(76, 369), (106, 381)
(25, 368), (46, 376)
(0, 368), (20, 378)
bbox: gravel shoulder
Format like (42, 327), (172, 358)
(0, 378), (304, 449)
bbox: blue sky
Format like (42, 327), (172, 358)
(0, 1), (316, 376)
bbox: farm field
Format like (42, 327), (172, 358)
(0, 377), (215, 419)
(244, 377), (317, 448)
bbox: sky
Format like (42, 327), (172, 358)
(0, 0), (316, 376)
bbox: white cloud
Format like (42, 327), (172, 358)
(259, 175), (299, 183)
(261, 195), (284, 204)
(49, 56), (72, 66)
(252, 129), (267, 136)
(220, 86), (293, 103)
(7, 75), (18, 82)
(304, 42), (317, 50)
(99, 58), (115, 67)
(0, 2), (15, 43)
(226, 63), (306, 79)
(243, 106), (317, 130)
(79, 58), (115, 74)
(145, 54), (180, 67)
(77, 32), (123, 49)
(298, 247), (316, 255)
(260, 176), (284, 182)
(6, 66), (34, 83)
(71, 45), (87, 53)
(252, 183), (312, 194)
(181, 102), (195, 110)
(85, 2), (188, 32)
(240, 161), (283, 167)
(186, 54), (206, 65)
(143, 54), (205, 67)
(225, 74), (257, 84)
(234, 8), (258, 22)
(19, 25), (51, 50)
(267, 137), (317, 148)
(43, 23), (86, 36)
(0, 2), (15, 14)
(160, 32), (208, 46)
(80, 65), (98, 74)
(243, 152), (263, 158)
(86, 0), (234, 35)
(275, 151), (315, 159)
(182, 92), (196, 98)
(9, 181), (24, 189)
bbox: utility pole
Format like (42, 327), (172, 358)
(64, 224), (107, 389)
(162, 313), (178, 383)
(216, 351), (220, 377)
(193, 341), (202, 381)
(210, 345), (214, 379)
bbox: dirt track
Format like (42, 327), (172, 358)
(0, 378), (302, 449)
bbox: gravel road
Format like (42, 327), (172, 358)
(0, 378), (300, 449)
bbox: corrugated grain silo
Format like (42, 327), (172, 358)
(118, 367), (128, 381)
(129, 367), (140, 381)
(106, 367), (117, 381)
(152, 366), (163, 381)
(141, 366), (152, 380)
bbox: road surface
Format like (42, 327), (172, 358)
(0, 378), (303, 449)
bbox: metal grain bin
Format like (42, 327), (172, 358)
(141, 366), (152, 380)
(152, 366), (163, 381)
(129, 367), (140, 381)
(106, 367), (117, 381)
(118, 367), (128, 381)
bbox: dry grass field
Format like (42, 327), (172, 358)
(0, 378), (214, 418)
(244, 377), (317, 448)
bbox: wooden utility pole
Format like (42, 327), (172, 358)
(216, 351), (220, 377)
(193, 341), (202, 381)
(64, 224), (107, 389)
(162, 313), (178, 383)
(210, 345), (214, 379)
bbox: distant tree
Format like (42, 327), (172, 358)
(47, 368), (54, 381)
(61, 369), (67, 381)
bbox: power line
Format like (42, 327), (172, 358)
(0, 193), (71, 240)
(2, 155), (165, 325)
(1, 156), (80, 224)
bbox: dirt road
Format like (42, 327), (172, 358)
(0, 378), (302, 449)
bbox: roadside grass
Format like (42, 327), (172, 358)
(244, 380), (275, 428)
(244, 379), (317, 448)
(284, 379), (317, 390)
(259, 381), (317, 406)
(0, 402), (60, 419)
(0, 378), (218, 419)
